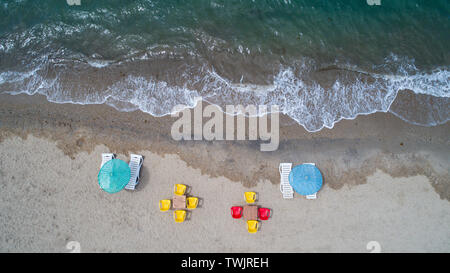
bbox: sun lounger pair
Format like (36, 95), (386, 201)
(279, 162), (317, 199)
(101, 153), (143, 191)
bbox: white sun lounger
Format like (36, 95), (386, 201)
(100, 153), (115, 168)
(304, 163), (318, 199)
(125, 154), (143, 190)
(279, 163), (294, 199)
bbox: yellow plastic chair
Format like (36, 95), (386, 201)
(174, 184), (187, 196)
(244, 192), (256, 203)
(174, 210), (186, 223)
(159, 200), (171, 212)
(247, 220), (259, 233)
(186, 197), (198, 210)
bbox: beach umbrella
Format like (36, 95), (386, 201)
(98, 159), (131, 194)
(289, 164), (323, 196)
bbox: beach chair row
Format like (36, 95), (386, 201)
(99, 154), (320, 232)
(101, 154), (320, 200)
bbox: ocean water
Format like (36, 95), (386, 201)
(0, 0), (449, 131)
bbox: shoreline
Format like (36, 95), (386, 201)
(1, 0), (449, 254)
(0, 93), (448, 199)
(0, 93), (449, 252)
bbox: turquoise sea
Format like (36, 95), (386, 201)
(0, 0), (448, 131)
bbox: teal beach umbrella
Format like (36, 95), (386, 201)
(289, 164), (323, 196)
(98, 159), (131, 194)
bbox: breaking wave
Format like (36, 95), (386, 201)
(0, 54), (448, 132)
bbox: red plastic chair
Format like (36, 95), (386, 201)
(258, 208), (271, 220)
(231, 206), (243, 219)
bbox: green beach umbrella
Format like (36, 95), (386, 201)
(98, 159), (131, 194)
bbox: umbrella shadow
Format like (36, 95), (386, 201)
(185, 210), (193, 221)
(196, 197), (205, 208)
(185, 184), (193, 195)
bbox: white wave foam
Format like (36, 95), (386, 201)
(86, 59), (115, 68)
(104, 75), (200, 116)
(1, 56), (448, 132)
(381, 68), (450, 98)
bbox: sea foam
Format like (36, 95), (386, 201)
(1, 55), (448, 132)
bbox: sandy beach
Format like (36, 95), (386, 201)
(1, 1), (449, 255)
(0, 93), (449, 252)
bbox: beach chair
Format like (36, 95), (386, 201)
(100, 153), (115, 168)
(186, 197), (198, 209)
(124, 154), (143, 190)
(279, 163), (294, 199)
(174, 210), (186, 223)
(244, 192), (256, 203)
(174, 184), (187, 196)
(304, 163), (318, 199)
(247, 220), (259, 233)
(159, 200), (171, 212)
(258, 208), (271, 220)
(231, 206), (243, 219)
(306, 193), (317, 199)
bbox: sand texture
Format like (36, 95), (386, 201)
(0, 93), (449, 252)
(0, 136), (449, 252)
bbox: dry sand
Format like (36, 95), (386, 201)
(0, 135), (449, 253)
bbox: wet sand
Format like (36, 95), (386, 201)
(0, 93), (449, 252)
